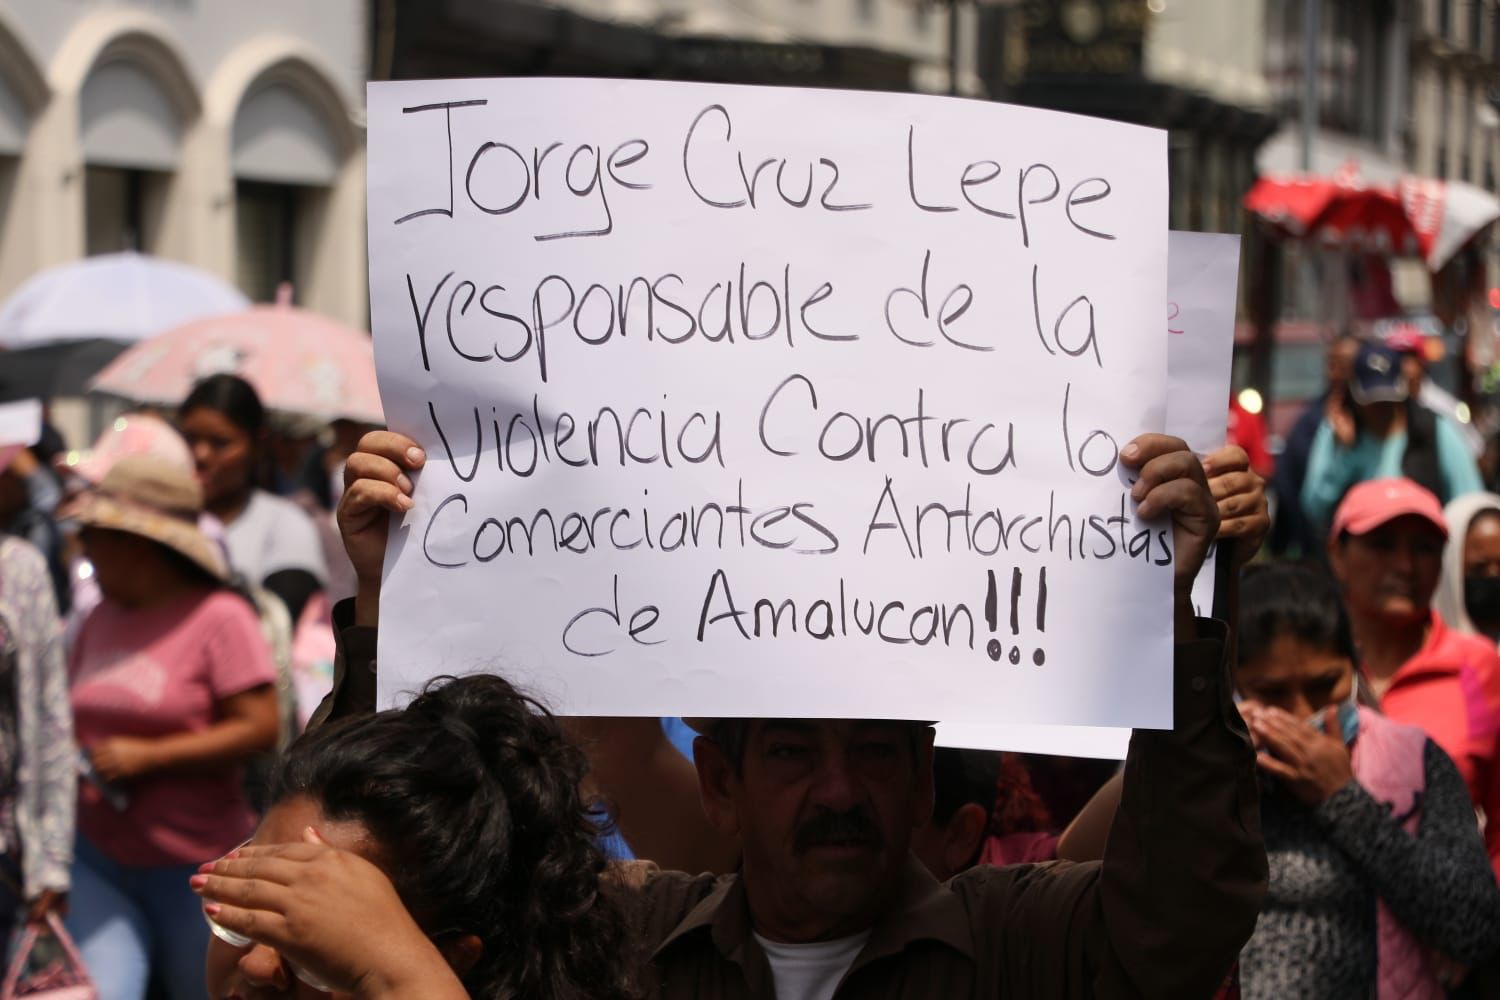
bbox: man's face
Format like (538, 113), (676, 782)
(696, 719), (933, 941)
(1329, 515), (1445, 625)
(1400, 353), (1426, 394)
(1327, 338), (1360, 385)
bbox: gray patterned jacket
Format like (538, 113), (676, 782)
(0, 535), (74, 898)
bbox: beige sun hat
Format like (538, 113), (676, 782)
(62, 454), (227, 581)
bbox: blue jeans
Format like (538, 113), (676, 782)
(64, 837), (207, 1000)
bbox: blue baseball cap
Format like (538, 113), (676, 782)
(1350, 342), (1408, 405)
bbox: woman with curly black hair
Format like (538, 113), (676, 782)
(193, 672), (639, 1000)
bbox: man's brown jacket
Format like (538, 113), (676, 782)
(315, 609), (1265, 999)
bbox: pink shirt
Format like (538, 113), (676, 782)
(69, 589), (276, 866)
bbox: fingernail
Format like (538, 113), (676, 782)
(226, 848), (241, 860)
(205, 903), (222, 917)
(197, 862), (214, 874)
(397, 494), (415, 511)
(406, 447), (426, 466)
(189, 875), (208, 890)
(1130, 481), (1146, 500)
(1121, 443), (1140, 461)
(397, 473), (412, 493)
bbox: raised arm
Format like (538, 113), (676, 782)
(1093, 436), (1266, 997)
(337, 431), (425, 630)
(305, 432), (426, 729)
(959, 435), (1265, 998)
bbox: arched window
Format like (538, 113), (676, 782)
(232, 76), (345, 303)
(79, 54), (188, 255)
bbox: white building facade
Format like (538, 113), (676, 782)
(382, 0), (979, 98)
(0, 0), (368, 326)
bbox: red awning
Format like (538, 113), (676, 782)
(1244, 163), (1500, 271)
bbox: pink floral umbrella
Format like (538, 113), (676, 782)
(88, 287), (384, 425)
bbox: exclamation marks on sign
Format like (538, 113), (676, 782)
(985, 567), (1047, 665)
(985, 570), (1000, 660)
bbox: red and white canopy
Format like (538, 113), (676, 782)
(1245, 162), (1500, 272)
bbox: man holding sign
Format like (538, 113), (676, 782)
(201, 80), (1265, 998)
(249, 423), (1260, 1000)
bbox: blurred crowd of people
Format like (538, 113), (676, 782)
(0, 374), (370, 996)
(0, 334), (1499, 998)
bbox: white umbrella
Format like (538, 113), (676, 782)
(0, 251), (249, 350)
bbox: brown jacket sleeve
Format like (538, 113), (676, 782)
(952, 619), (1265, 999)
(305, 597), (378, 730)
(1094, 618), (1265, 997)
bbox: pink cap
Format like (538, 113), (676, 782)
(73, 414), (193, 486)
(1331, 477), (1448, 539)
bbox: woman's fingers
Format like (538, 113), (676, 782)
(218, 841), (323, 859)
(1250, 714), (1293, 747)
(1257, 706), (1305, 732)
(1253, 712), (1313, 763)
(193, 872), (294, 914)
(200, 855), (311, 888)
(202, 902), (292, 948)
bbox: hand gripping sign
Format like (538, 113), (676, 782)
(939, 231), (1243, 756)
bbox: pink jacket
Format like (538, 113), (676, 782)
(1352, 706), (1444, 1000)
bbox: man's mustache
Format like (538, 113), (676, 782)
(794, 808), (884, 854)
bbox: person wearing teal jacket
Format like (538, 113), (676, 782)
(1304, 342), (1483, 533)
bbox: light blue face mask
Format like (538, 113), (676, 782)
(1304, 684), (1361, 745)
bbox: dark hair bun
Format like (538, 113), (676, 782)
(272, 673), (637, 999)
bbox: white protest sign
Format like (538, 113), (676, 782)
(0, 399), (42, 449)
(937, 231), (1241, 755)
(368, 78), (1169, 724)
(1176, 231), (1243, 618)
(1166, 233), (1243, 455)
